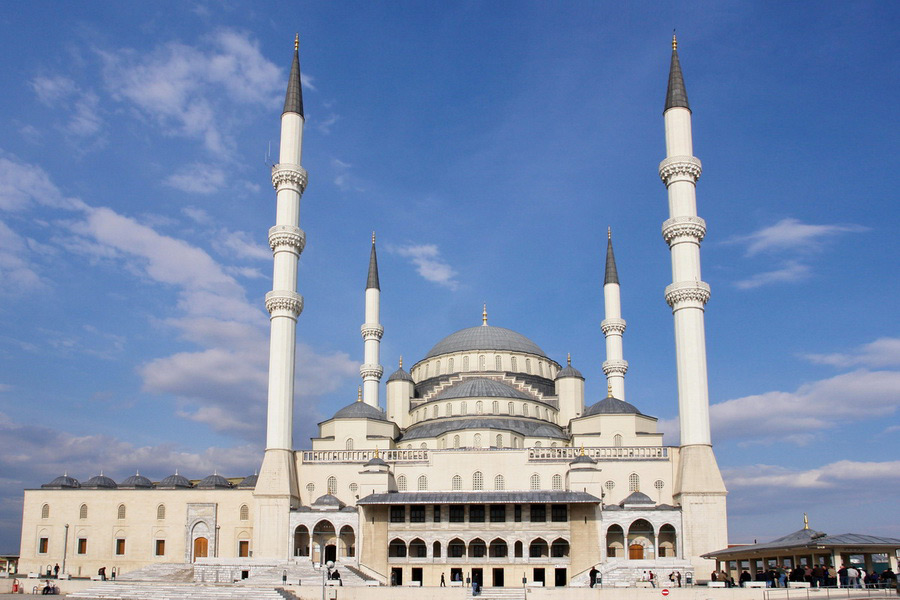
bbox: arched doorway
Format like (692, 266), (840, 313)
(294, 525), (310, 557)
(628, 544), (644, 559)
(627, 519), (655, 560)
(339, 525), (355, 558)
(606, 524), (625, 558)
(659, 524), (677, 558)
(191, 521), (210, 562)
(193, 537), (208, 561)
(313, 520), (336, 563)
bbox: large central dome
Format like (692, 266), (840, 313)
(424, 325), (547, 359)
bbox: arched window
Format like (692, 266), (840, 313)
(306, 482), (315, 494)
(508, 402), (514, 414)
(534, 441), (542, 448)
(511, 356), (517, 371)
(463, 356), (469, 371)
(424, 363), (429, 378)
(397, 475), (407, 491)
(492, 401), (499, 414)
(433, 405), (438, 418)
(479, 355), (485, 370)
(525, 358), (531, 374)
(629, 473), (640, 492)
(473, 471), (484, 490)
(420, 442), (427, 449)
(476, 401), (483, 414)
(453, 435), (460, 449)
(474, 433), (482, 448)
(552, 474), (563, 490)
(349, 483), (358, 494)
(494, 475), (504, 490)
(461, 401), (467, 415)
(41, 504), (49, 519)
(407, 443), (412, 449)
(327, 476), (337, 495)
(614, 434), (623, 447)
(345, 437), (354, 450)
(452, 475), (462, 490)
(654, 480), (665, 492)
(418, 475), (428, 491)
(538, 361), (544, 376)
(79, 504), (88, 519)
(495, 434), (503, 448)
(605, 480), (615, 491)
(117, 504), (126, 519)
(448, 358), (454, 372)
(551, 442), (558, 448)
(239, 504), (249, 520)
(495, 356), (502, 370)
(445, 403), (452, 416)
(523, 404), (529, 417)
(530, 473), (540, 490)
(435, 360), (441, 375)
(156, 504), (165, 520)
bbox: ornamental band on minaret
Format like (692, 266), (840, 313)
(661, 35), (728, 573)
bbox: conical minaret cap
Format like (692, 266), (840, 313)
(366, 234), (380, 290)
(604, 229), (619, 285)
(664, 34), (690, 113)
(283, 34), (305, 117)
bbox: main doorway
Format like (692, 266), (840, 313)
(471, 568), (483, 587)
(492, 568), (504, 587)
(324, 544), (337, 563)
(193, 537), (208, 561)
(629, 544), (644, 559)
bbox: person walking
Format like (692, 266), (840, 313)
(589, 566), (598, 588)
(440, 572), (446, 587)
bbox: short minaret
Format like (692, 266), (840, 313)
(659, 34), (727, 572)
(254, 35), (307, 558)
(360, 232), (384, 408)
(601, 228), (628, 400)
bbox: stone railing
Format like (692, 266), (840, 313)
(300, 449), (430, 463)
(300, 447), (670, 464)
(528, 446), (670, 461)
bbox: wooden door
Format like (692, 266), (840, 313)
(193, 537), (208, 561)
(629, 544), (644, 560)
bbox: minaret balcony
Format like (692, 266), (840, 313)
(658, 155), (702, 185)
(271, 163), (309, 192)
(600, 318), (626, 335)
(265, 290), (304, 316)
(661, 216), (706, 245)
(664, 281), (710, 308)
(602, 359), (629, 376)
(360, 324), (385, 340)
(268, 225), (306, 253)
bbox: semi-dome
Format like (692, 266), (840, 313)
(424, 325), (547, 359)
(434, 378), (533, 401)
(570, 453), (596, 465)
(583, 396), (642, 416)
(313, 493), (345, 508)
(365, 456), (388, 467)
(83, 474), (118, 489)
(331, 401), (388, 421)
(158, 473), (192, 489)
(197, 473), (232, 489)
(237, 474), (258, 489)
(42, 474), (80, 489)
(119, 473), (154, 489)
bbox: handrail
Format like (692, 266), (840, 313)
(300, 446), (672, 463)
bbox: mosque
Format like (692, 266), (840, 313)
(18, 36), (728, 589)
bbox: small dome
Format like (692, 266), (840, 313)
(365, 456), (388, 467)
(570, 453), (596, 465)
(620, 491), (655, 505)
(332, 401), (388, 421)
(237, 474), (258, 489)
(556, 364), (584, 380)
(119, 473), (154, 489)
(387, 367), (414, 383)
(198, 474), (232, 489)
(584, 396), (642, 416)
(158, 473), (192, 489)
(313, 494), (345, 508)
(425, 325), (547, 359)
(83, 474), (118, 489)
(42, 474), (80, 489)
(434, 378), (532, 401)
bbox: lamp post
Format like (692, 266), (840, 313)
(61, 524), (69, 576)
(321, 559), (334, 600)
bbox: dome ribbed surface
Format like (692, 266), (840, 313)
(621, 491), (655, 505)
(119, 474), (154, 489)
(584, 397), (642, 416)
(425, 326), (546, 359)
(313, 494), (344, 507)
(365, 456), (388, 467)
(556, 365), (584, 379)
(332, 401), (388, 421)
(42, 474), (80, 489)
(158, 473), (192, 489)
(571, 453), (596, 465)
(237, 474), (258, 489)
(83, 475), (118, 489)
(434, 378), (533, 401)
(387, 367), (414, 383)
(198, 474), (232, 489)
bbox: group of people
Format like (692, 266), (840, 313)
(729, 564), (897, 588)
(586, 567), (685, 588)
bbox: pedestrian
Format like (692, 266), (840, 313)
(53, 564), (59, 578)
(98, 567), (106, 581)
(589, 566), (598, 588)
(390, 571), (396, 586)
(676, 571), (682, 587)
(440, 572), (446, 587)
(649, 571), (656, 588)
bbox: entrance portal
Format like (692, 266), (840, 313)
(492, 568), (504, 587)
(471, 568), (483, 587)
(629, 544), (644, 559)
(324, 544), (337, 563)
(555, 568), (567, 587)
(193, 537), (208, 561)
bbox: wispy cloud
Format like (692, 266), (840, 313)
(164, 162), (227, 194)
(331, 157), (364, 192)
(0, 220), (44, 293)
(30, 75), (103, 138)
(390, 243), (459, 290)
(0, 155), (86, 212)
(734, 260), (810, 289)
(804, 337), (900, 369)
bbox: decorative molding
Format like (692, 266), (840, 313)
(602, 359), (629, 376)
(360, 364), (384, 380)
(658, 155), (702, 185)
(601, 318), (626, 335)
(664, 281), (711, 308)
(265, 290), (304, 315)
(662, 216), (706, 244)
(268, 225), (306, 253)
(360, 324), (385, 340)
(271, 163), (308, 192)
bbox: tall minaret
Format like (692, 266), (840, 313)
(254, 35), (306, 559)
(360, 233), (384, 408)
(659, 34), (726, 572)
(601, 228), (628, 400)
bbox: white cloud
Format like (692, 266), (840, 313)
(390, 243), (459, 290)
(734, 260), (810, 289)
(317, 113), (339, 134)
(213, 229), (270, 261)
(804, 337), (900, 369)
(182, 206), (212, 224)
(0, 155), (86, 212)
(0, 219), (44, 293)
(30, 75), (103, 137)
(164, 163), (227, 194)
(728, 218), (867, 257)
(331, 157), (364, 192)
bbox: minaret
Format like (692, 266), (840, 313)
(254, 35), (306, 558)
(601, 228), (628, 400)
(659, 34), (727, 572)
(360, 232), (384, 408)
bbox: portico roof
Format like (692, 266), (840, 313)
(357, 490), (601, 505)
(703, 527), (900, 559)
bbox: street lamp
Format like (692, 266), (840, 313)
(61, 524), (69, 577)
(321, 559), (334, 600)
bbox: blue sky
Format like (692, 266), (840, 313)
(0, 1), (898, 551)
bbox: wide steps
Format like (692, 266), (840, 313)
(69, 581), (285, 600)
(466, 589), (525, 600)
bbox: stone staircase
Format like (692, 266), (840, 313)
(115, 563), (194, 582)
(466, 587), (524, 600)
(68, 581), (287, 600)
(567, 559), (692, 587)
(239, 561), (371, 587)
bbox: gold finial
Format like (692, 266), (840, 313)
(580, 445), (585, 456)
(482, 303), (488, 326)
(803, 513), (809, 530)
(399, 356), (403, 368)
(357, 386), (362, 401)
(294, 33), (299, 51)
(607, 227), (611, 240)
(672, 32), (677, 51)
(374, 447), (380, 458)
(567, 353), (571, 366)
(372, 230), (376, 244)
(607, 383), (613, 398)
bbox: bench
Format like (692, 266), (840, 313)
(708, 581), (726, 587)
(788, 582), (811, 588)
(745, 581), (767, 588)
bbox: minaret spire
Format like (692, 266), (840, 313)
(665, 33), (690, 113)
(283, 35), (304, 117)
(601, 229), (627, 399)
(361, 234), (384, 407)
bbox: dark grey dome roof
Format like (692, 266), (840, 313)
(365, 456), (388, 467)
(584, 396), (642, 416)
(425, 325), (547, 359)
(401, 417), (568, 441)
(313, 493), (345, 508)
(83, 474), (118, 489)
(435, 378), (533, 401)
(198, 474), (232, 489)
(158, 473), (192, 489)
(570, 453), (596, 465)
(387, 367), (414, 383)
(556, 365), (584, 379)
(237, 474), (258, 489)
(621, 491), (654, 505)
(119, 473), (154, 489)
(332, 401), (388, 421)
(42, 474), (80, 489)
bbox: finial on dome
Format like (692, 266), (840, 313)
(294, 33), (299, 51)
(803, 513), (809, 529)
(580, 445), (585, 456)
(672, 31), (677, 51)
(374, 447), (380, 459)
(607, 227), (611, 240)
(372, 230), (376, 244)
(482, 304), (488, 326)
(567, 353), (571, 366)
(607, 383), (613, 398)
(399, 356), (403, 368)
(357, 386), (362, 402)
